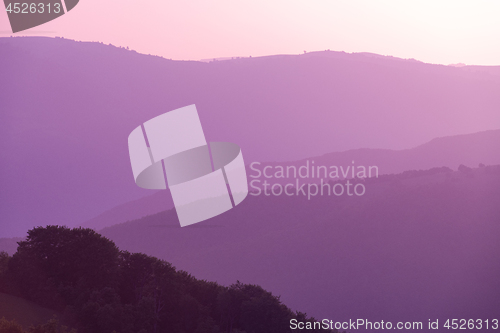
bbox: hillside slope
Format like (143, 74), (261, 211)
(82, 129), (500, 231)
(2, 37), (500, 237)
(0, 292), (60, 328)
(100, 166), (500, 325)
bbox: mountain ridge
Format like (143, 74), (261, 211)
(2, 36), (500, 237)
(98, 164), (500, 324)
(79, 128), (500, 232)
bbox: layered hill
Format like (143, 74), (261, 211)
(2, 36), (500, 237)
(99, 165), (500, 326)
(81, 129), (500, 231)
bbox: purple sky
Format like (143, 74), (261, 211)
(1, 0), (500, 65)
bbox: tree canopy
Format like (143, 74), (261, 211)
(1, 226), (331, 333)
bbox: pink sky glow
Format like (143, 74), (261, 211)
(1, 0), (500, 64)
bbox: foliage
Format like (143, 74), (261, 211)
(365, 166), (453, 184)
(0, 253), (9, 275)
(8, 226), (121, 310)
(458, 164), (473, 173)
(0, 317), (23, 333)
(3, 226), (330, 333)
(0, 317), (74, 333)
(0, 252), (10, 293)
(28, 318), (76, 333)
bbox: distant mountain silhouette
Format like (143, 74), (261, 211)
(79, 190), (173, 231)
(98, 165), (500, 328)
(79, 129), (500, 231)
(254, 129), (500, 182)
(1, 165), (499, 328)
(2, 36), (500, 237)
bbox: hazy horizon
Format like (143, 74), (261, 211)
(1, 2), (499, 332)
(2, 0), (500, 65)
(6, 35), (500, 66)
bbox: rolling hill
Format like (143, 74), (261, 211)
(2, 36), (500, 237)
(99, 165), (500, 327)
(79, 129), (500, 231)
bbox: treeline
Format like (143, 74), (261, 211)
(0, 226), (331, 333)
(365, 164), (500, 184)
(0, 317), (75, 333)
(364, 166), (453, 184)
